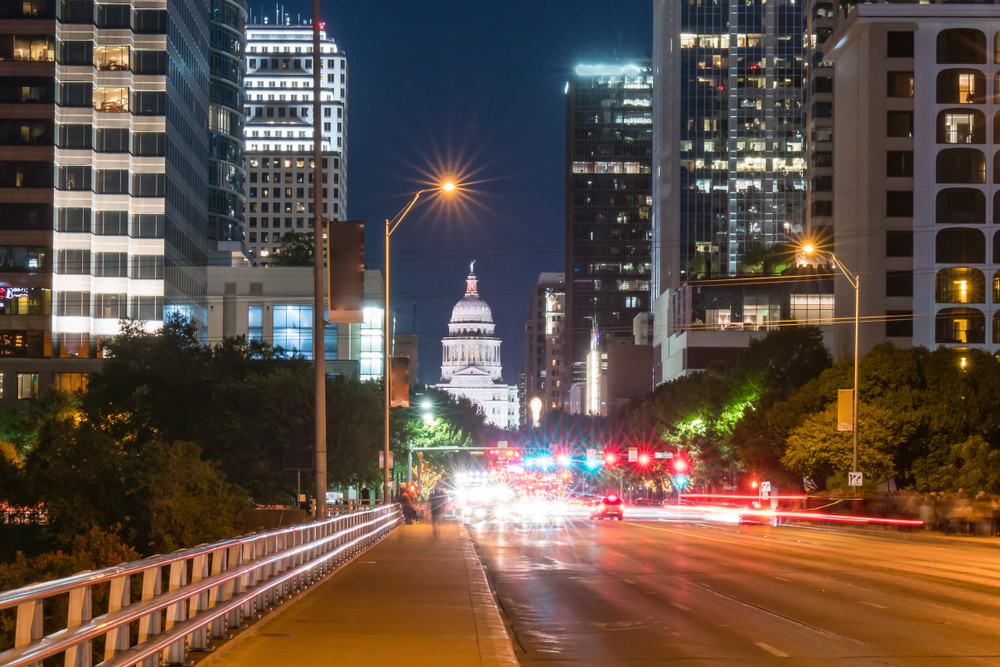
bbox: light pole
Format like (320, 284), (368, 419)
(804, 244), (860, 473)
(310, 1), (326, 519)
(383, 183), (456, 502)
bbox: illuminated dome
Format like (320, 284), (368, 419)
(447, 262), (496, 336)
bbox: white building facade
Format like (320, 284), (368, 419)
(436, 264), (518, 429)
(242, 22), (346, 264)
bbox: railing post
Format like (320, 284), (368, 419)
(103, 574), (131, 661)
(162, 560), (189, 665)
(64, 585), (92, 667)
(187, 553), (211, 651)
(208, 548), (229, 639)
(241, 540), (257, 620)
(137, 566), (163, 667)
(226, 544), (243, 630)
(15, 599), (42, 667)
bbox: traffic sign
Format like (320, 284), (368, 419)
(628, 447), (638, 462)
(586, 448), (597, 459)
(760, 481), (771, 494)
(654, 451), (674, 459)
(848, 471), (864, 487)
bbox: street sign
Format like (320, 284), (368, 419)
(654, 451), (673, 459)
(848, 471), (864, 487)
(760, 481), (771, 494)
(628, 447), (638, 463)
(379, 451), (394, 469)
(586, 448), (597, 459)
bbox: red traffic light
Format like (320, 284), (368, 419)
(604, 453), (616, 465)
(750, 480), (759, 489)
(673, 459), (687, 473)
(638, 454), (650, 466)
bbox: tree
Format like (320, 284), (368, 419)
(269, 232), (314, 266)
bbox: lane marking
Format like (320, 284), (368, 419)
(774, 576), (791, 582)
(671, 602), (691, 611)
(860, 601), (887, 609)
(755, 642), (789, 657)
(622, 578), (636, 584)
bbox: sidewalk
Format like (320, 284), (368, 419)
(203, 521), (517, 667)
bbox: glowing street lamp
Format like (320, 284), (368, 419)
(803, 243), (860, 475)
(383, 181), (459, 501)
(529, 396), (542, 428)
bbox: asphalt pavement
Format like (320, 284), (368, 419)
(469, 517), (1000, 666)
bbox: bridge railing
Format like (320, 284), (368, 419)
(0, 504), (401, 667)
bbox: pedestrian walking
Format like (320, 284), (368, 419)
(400, 487), (417, 525)
(430, 485), (447, 535)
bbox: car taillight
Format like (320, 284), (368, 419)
(599, 504), (605, 509)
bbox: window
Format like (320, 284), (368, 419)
(97, 3), (130, 28)
(95, 169), (128, 194)
(57, 123), (92, 148)
(17, 373), (38, 399)
(888, 31), (914, 58)
(56, 208), (91, 232)
(131, 296), (163, 320)
(132, 132), (164, 156)
(936, 227), (985, 263)
(132, 50), (165, 74)
(812, 101), (832, 118)
(93, 252), (126, 277)
(937, 29), (986, 64)
(59, 40), (92, 65)
(936, 148), (986, 183)
(58, 165), (91, 191)
(132, 91), (165, 115)
(886, 191), (913, 217)
(55, 291), (89, 316)
(52, 373), (88, 392)
(789, 294), (835, 325)
(886, 231), (914, 257)
(886, 270), (914, 297)
(56, 249), (90, 274)
(131, 255), (163, 279)
(273, 305), (312, 357)
(887, 111), (914, 138)
(132, 214), (164, 238)
(936, 307), (985, 344)
(132, 173), (164, 197)
(95, 127), (129, 152)
(248, 305), (263, 342)
(886, 311), (913, 338)
(812, 77), (833, 94)
(0, 161), (51, 188)
(95, 211), (127, 235)
(134, 9), (167, 34)
(937, 188), (985, 224)
(813, 175), (833, 191)
(812, 200), (833, 217)
(93, 45), (128, 71)
(94, 293), (126, 318)
(58, 82), (92, 107)
(938, 110), (984, 144)
(887, 71), (914, 98)
(937, 69), (984, 104)
(935, 267), (984, 303)
(93, 86), (128, 112)
(887, 151), (914, 177)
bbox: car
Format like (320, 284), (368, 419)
(738, 501), (777, 526)
(591, 494), (624, 521)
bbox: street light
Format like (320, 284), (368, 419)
(383, 182), (458, 502)
(803, 243), (860, 474)
(529, 396), (542, 428)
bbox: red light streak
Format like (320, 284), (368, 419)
(682, 493), (808, 501)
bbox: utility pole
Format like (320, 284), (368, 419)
(310, 2), (326, 519)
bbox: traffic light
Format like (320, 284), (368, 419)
(604, 453), (617, 465)
(673, 458), (687, 473)
(638, 453), (650, 466)
(557, 453), (572, 467)
(674, 474), (689, 489)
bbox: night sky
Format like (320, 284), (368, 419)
(260, 1), (652, 385)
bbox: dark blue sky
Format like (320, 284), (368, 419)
(263, 1), (652, 385)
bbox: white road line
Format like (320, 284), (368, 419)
(860, 601), (887, 609)
(755, 642), (789, 657)
(774, 576), (791, 582)
(671, 602), (691, 611)
(622, 578), (635, 584)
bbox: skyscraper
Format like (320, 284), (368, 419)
(565, 62), (653, 388)
(522, 272), (565, 426)
(0, 0), (216, 401)
(651, 0), (812, 382)
(242, 21), (346, 265)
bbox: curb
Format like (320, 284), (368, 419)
(461, 527), (520, 667)
(191, 525), (399, 667)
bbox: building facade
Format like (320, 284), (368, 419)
(243, 21), (346, 264)
(565, 62), (653, 388)
(522, 271), (565, 427)
(0, 0), (217, 401)
(436, 264), (518, 429)
(825, 3), (1000, 360)
(651, 0), (807, 382)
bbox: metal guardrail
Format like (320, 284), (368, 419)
(0, 504), (401, 667)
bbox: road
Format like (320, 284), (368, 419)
(469, 518), (1000, 666)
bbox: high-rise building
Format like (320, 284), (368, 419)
(0, 0), (216, 401)
(242, 21), (346, 265)
(823, 3), (1000, 359)
(565, 62), (653, 389)
(208, 0), (248, 260)
(522, 272), (565, 426)
(651, 0), (815, 382)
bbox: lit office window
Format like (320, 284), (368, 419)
(273, 305), (312, 358)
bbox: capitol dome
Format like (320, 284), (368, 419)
(451, 294), (493, 324)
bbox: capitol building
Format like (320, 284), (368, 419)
(436, 263), (519, 429)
